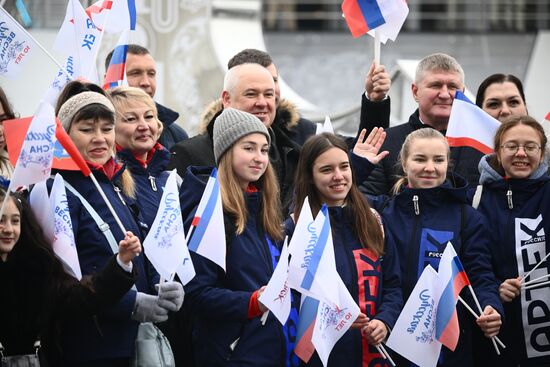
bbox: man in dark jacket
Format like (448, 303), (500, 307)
(361, 53), (482, 195)
(105, 44), (188, 149)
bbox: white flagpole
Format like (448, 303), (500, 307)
(458, 296), (506, 349)
(373, 30), (381, 66)
(522, 273), (550, 287)
(0, 6), (73, 80)
(521, 252), (550, 283)
(464, 287), (503, 355)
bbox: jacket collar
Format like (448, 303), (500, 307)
(478, 153), (549, 185)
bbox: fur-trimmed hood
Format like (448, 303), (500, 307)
(197, 98), (301, 134)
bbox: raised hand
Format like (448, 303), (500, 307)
(365, 62), (391, 102)
(118, 231), (141, 265)
(353, 128), (389, 165)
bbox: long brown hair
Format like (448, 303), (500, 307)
(293, 133), (384, 256)
(490, 115), (547, 175)
(217, 142), (283, 241)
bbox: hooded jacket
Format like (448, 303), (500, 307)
(471, 155), (550, 367)
(47, 164), (157, 364)
(370, 175), (503, 367)
(156, 102), (189, 150)
(284, 205), (402, 367)
(182, 166), (288, 367)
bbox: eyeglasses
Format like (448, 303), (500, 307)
(500, 142), (542, 155)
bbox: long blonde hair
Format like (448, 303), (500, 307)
(217, 145), (283, 241)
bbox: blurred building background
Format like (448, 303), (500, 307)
(2, 0), (550, 134)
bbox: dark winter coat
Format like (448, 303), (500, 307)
(182, 166), (288, 367)
(284, 205), (402, 367)
(360, 109), (484, 195)
(156, 102), (188, 150)
(48, 164), (157, 365)
(117, 143), (171, 228)
(370, 175), (503, 367)
(470, 155), (550, 367)
(359, 94), (390, 135)
(0, 245), (136, 364)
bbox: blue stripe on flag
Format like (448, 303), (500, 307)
(454, 90), (472, 104)
(297, 296), (319, 340)
(435, 259), (463, 338)
(300, 206), (330, 290)
(357, 0), (386, 30)
(188, 177), (219, 252)
(110, 44), (128, 65)
(128, 0), (137, 30)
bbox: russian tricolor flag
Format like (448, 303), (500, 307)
(435, 243), (471, 351)
(103, 30), (129, 90)
(86, 0), (137, 33)
(187, 168), (226, 271)
(295, 296), (319, 363)
(341, 0), (408, 42)
(446, 91), (501, 155)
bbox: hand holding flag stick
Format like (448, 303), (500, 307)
(457, 296), (506, 350)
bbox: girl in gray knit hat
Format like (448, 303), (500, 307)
(183, 107), (295, 366)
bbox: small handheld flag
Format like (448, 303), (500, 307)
(103, 29), (129, 90)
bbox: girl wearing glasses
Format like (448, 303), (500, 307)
(472, 115), (550, 366)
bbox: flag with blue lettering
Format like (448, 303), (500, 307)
(103, 29), (129, 90)
(53, 0), (103, 83)
(341, 0), (409, 42)
(386, 265), (442, 367)
(187, 168), (226, 271)
(312, 277), (361, 366)
(9, 101), (56, 190)
(0, 6), (38, 78)
(30, 174), (82, 280)
(288, 204), (340, 308)
(144, 169), (194, 282)
(86, 0), (137, 32)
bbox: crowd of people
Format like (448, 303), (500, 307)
(0, 46), (548, 367)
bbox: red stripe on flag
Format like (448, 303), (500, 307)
(342, 0), (369, 38)
(295, 321), (316, 363)
(545, 111), (550, 121)
(85, 0), (113, 18)
(3, 117), (33, 166)
(439, 311), (460, 351)
(191, 216), (200, 227)
(446, 136), (493, 155)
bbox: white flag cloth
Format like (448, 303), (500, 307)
(259, 238), (291, 325)
(187, 168), (226, 271)
(30, 175), (81, 279)
(366, 0), (409, 44)
(312, 276), (361, 366)
(144, 170), (194, 282)
(53, 0), (102, 83)
(44, 55), (77, 106)
(386, 265), (442, 367)
(86, 0), (137, 33)
(0, 6), (37, 78)
(446, 91), (500, 154)
(288, 202), (340, 308)
(9, 101), (56, 190)
(316, 116), (334, 135)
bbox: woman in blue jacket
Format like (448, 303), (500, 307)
(371, 128), (503, 367)
(50, 82), (183, 366)
(288, 131), (402, 366)
(473, 115), (550, 366)
(183, 108), (290, 366)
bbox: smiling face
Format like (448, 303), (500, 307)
(311, 147), (352, 207)
(482, 82), (527, 121)
(0, 196), (20, 262)
(412, 70), (464, 129)
(115, 101), (159, 160)
(497, 124), (544, 179)
(403, 137), (449, 189)
(231, 133), (270, 189)
(69, 118), (115, 165)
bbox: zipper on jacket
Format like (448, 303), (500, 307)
(405, 215), (421, 297)
(506, 189), (513, 209)
(113, 186), (127, 206)
(148, 175), (157, 191)
(413, 195), (420, 215)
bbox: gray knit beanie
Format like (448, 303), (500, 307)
(213, 108), (271, 163)
(58, 91), (115, 131)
